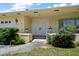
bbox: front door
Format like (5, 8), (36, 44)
(32, 19), (48, 36)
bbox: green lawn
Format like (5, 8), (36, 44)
(2, 44), (79, 56)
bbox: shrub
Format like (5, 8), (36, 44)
(10, 37), (26, 45)
(0, 42), (4, 45)
(15, 36), (26, 45)
(47, 35), (55, 44)
(52, 27), (76, 48)
(4, 28), (19, 45)
(0, 28), (26, 45)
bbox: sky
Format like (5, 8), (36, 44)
(0, 3), (79, 13)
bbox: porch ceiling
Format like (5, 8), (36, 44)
(23, 5), (79, 17)
(0, 5), (79, 18)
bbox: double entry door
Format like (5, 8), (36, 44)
(32, 19), (48, 36)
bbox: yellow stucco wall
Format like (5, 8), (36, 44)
(0, 15), (25, 32)
(0, 12), (79, 33)
(48, 17), (58, 33)
(16, 15), (25, 32)
(24, 16), (32, 33)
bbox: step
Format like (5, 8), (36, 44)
(33, 35), (46, 39)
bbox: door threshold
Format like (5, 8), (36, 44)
(33, 35), (46, 39)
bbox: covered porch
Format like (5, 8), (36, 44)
(23, 5), (79, 35)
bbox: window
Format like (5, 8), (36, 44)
(9, 21), (11, 23)
(75, 18), (79, 27)
(0, 20), (12, 24)
(5, 21), (8, 23)
(59, 18), (79, 29)
(1, 21), (4, 24)
(63, 19), (75, 27)
(59, 19), (63, 29)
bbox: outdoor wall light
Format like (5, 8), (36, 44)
(54, 9), (59, 11)
(15, 18), (18, 24)
(2, 14), (6, 16)
(25, 28), (29, 33)
(48, 26), (52, 33)
(34, 11), (38, 13)
(17, 13), (21, 15)
(48, 26), (52, 30)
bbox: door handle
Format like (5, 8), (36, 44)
(39, 27), (42, 30)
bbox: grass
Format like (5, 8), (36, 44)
(2, 44), (79, 56)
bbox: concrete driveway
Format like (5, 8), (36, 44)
(0, 39), (47, 55)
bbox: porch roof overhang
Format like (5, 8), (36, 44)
(0, 5), (79, 18)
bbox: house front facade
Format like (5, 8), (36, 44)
(0, 5), (79, 39)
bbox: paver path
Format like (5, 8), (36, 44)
(0, 39), (47, 55)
